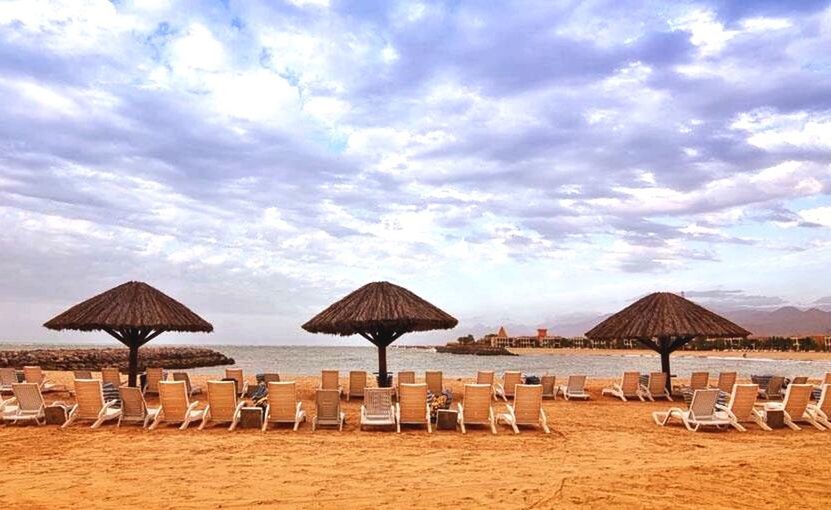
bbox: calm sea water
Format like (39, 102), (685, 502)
(3, 343), (831, 379)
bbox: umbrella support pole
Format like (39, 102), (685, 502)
(128, 343), (139, 388)
(660, 349), (671, 393)
(377, 345), (389, 388)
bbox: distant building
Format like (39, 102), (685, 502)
(487, 326), (562, 348)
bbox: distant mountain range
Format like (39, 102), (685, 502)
(465, 306), (831, 339)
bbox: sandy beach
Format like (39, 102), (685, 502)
(2, 370), (830, 509)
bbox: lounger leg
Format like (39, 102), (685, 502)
(730, 419), (746, 432)
(91, 416), (106, 429)
(312, 417), (317, 432)
(783, 413), (801, 431)
(511, 419), (519, 434)
(198, 413), (208, 430)
(460, 420), (466, 434)
(180, 417), (190, 430)
(806, 416), (826, 431)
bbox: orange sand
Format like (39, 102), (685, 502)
(1, 371), (830, 509)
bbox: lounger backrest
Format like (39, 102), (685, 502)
(621, 372), (640, 394)
(502, 371), (522, 397)
(399, 383), (428, 422)
(690, 372), (709, 390)
(462, 384), (492, 422)
(158, 381), (190, 421)
(782, 384), (812, 417)
(267, 381), (298, 421)
(74, 379), (106, 420)
(321, 370), (339, 390)
(207, 380), (238, 422)
(716, 372), (737, 393)
(173, 372), (194, 394)
(689, 389), (719, 419)
(398, 371), (415, 386)
(541, 375), (556, 395)
(12, 382), (44, 412)
(263, 373), (280, 384)
(119, 386), (147, 420)
(349, 371), (367, 394)
(649, 372), (667, 393)
(791, 376), (808, 385)
(146, 367), (165, 393)
(567, 375), (586, 392)
(726, 384), (758, 420)
(315, 389), (341, 423)
(513, 384), (543, 424)
(364, 388), (394, 418)
(476, 371), (494, 385)
(0, 367), (17, 386)
(101, 367), (122, 387)
(425, 371), (443, 395)
(74, 370), (93, 380)
(23, 366), (44, 384)
(225, 368), (245, 391)
(824, 373), (831, 385)
(767, 376), (785, 396)
(819, 384), (831, 415)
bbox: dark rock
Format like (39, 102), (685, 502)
(0, 347), (235, 370)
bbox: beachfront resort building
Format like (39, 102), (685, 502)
(485, 327), (563, 348)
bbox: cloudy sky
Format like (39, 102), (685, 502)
(1, 0), (831, 345)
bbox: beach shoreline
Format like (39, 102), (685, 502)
(509, 347), (831, 361)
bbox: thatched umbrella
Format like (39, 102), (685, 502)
(585, 292), (750, 391)
(44, 281), (213, 387)
(302, 281), (458, 387)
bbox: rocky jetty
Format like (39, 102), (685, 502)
(0, 347), (234, 371)
(435, 344), (516, 356)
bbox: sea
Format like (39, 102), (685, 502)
(3, 343), (831, 379)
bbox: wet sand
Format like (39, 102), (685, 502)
(1, 371), (829, 509)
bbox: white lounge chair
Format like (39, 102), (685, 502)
(758, 376), (785, 400)
(199, 380), (244, 431)
(558, 375), (590, 400)
(347, 371), (367, 401)
(762, 384), (825, 431)
(144, 367), (166, 395)
(312, 389), (345, 431)
(497, 384), (550, 434)
(173, 372), (202, 396)
(713, 372), (737, 394)
(396, 371), (415, 400)
(602, 372), (642, 402)
(639, 372), (672, 401)
(319, 370), (342, 398)
(807, 384), (831, 429)
(476, 370), (495, 386)
(118, 386), (159, 428)
(494, 371), (522, 402)
(63, 379), (122, 429)
(23, 366), (60, 393)
(396, 383), (431, 433)
(425, 371), (444, 395)
(716, 384), (770, 432)
(101, 367), (125, 388)
(541, 375), (557, 400)
(458, 383), (496, 434)
(653, 389), (730, 432)
(2, 383), (46, 425)
(263, 381), (306, 431)
(360, 388), (396, 430)
(0, 367), (17, 393)
(149, 380), (205, 430)
(224, 368), (249, 397)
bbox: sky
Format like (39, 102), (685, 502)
(1, 0), (831, 345)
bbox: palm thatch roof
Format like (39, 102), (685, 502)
(585, 292), (750, 340)
(302, 281), (457, 337)
(44, 281), (213, 333)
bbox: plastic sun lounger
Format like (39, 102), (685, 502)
(0, 367), (18, 393)
(653, 389), (729, 432)
(347, 371), (367, 402)
(224, 368), (249, 397)
(425, 371), (444, 395)
(458, 383), (496, 434)
(199, 380), (244, 431)
(558, 375), (590, 400)
(716, 384), (770, 432)
(494, 371), (522, 402)
(360, 388), (396, 430)
(639, 372), (672, 401)
(396, 371), (415, 400)
(476, 371), (495, 386)
(118, 386), (160, 428)
(602, 372), (642, 402)
(497, 384), (549, 434)
(2, 383), (46, 425)
(762, 384), (825, 431)
(144, 367), (166, 395)
(173, 372), (203, 396)
(63, 379), (122, 429)
(713, 372), (737, 394)
(263, 381), (306, 432)
(319, 370), (342, 398)
(758, 376), (785, 400)
(396, 383), (431, 433)
(807, 384), (831, 430)
(541, 375), (557, 400)
(313, 389), (345, 431)
(23, 366), (60, 393)
(101, 367), (126, 388)
(73, 370), (93, 380)
(149, 380), (205, 431)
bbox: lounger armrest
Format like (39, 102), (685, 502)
(715, 403), (728, 411)
(295, 401), (303, 413)
(494, 383), (504, 395)
(102, 399), (118, 409)
(186, 401), (200, 413)
(234, 400), (245, 413)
